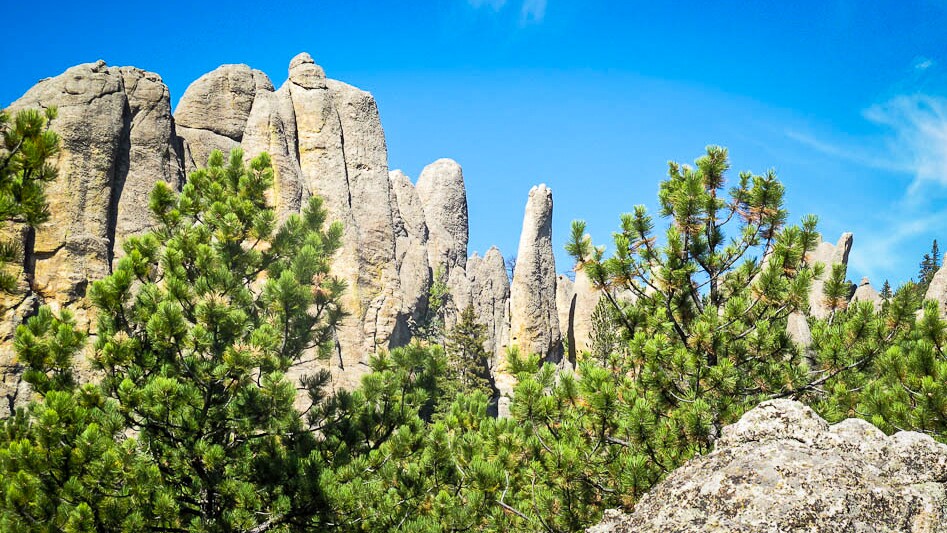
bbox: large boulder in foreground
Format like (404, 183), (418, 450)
(590, 399), (947, 532)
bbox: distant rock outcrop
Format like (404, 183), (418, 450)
(925, 254), (947, 316)
(509, 184), (562, 364)
(590, 399), (947, 532)
(174, 53), (411, 390)
(466, 248), (510, 360)
(572, 269), (602, 355)
(416, 158), (471, 321)
(787, 232), (855, 354)
(556, 274), (576, 362)
(807, 232), (854, 319)
(389, 169), (431, 345)
(851, 277), (882, 310)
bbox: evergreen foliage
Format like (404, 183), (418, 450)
(8, 143), (947, 532)
(411, 267), (449, 344)
(0, 107), (60, 294)
(1, 149), (347, 532)
(566, 145), (818, 456)
(918, 239), (941, 292)
(443, 305), (493, 403)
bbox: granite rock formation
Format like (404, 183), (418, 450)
(807, 232), (854, 319)
(787, 232), (855, 352)
(589, 399), (947, 532)
(509, 184), (562, 364)
(571, 268), (602, 354)
(851, 277), (883, 311)
(466, 247), (510, 361)
(3, 55), (578, 411)
(171, 53), (406, 389)
(556, 274), (576, 362)
(416, 158), (471, 323)
(2, 61), (186, 413)
(925, 254), (947, 316)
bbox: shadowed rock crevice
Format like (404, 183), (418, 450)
(106, 98), (132, 271)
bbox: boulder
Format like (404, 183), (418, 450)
(589, 399), (947, 532)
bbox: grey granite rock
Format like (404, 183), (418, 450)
(589, 399), (947, 532)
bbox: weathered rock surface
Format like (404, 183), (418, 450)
(589, 399), (947, 532)
(467, 247), (510, 360)
(925, 254), (947, 317)
(416, 158), (471, 319)
(3, 61), (186, 415)
(509, 184), (561, 363)
(851, 277), (883, 311)
(556, 274), (576, 361)
(786, 312), (813, 354)
(1, 55), (608, 411)
(807, 232), (854, 319)
(175, 54), (408, 390)
(175, 64), (274, 171)
(389, 170), (431, 345)
(572, 268), (602, 355)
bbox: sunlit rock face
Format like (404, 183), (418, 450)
(2, 55), (596, 413)
(3, 61), (185, 415)
(589, 399), (947, 533)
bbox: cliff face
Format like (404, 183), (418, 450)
(0, 54), (580, 413)
(2, 61), (186, 412)
(2, 55), (871, 415)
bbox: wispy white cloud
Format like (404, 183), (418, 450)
(847, 208), (947, 283)
(466, 0), (547, 23)
(914, 56), (935, 72)
(783, 128), (904, 172)
(862, 94), (947, 196)
(783, 58), (947, 283)
(521, 0), (547, 22)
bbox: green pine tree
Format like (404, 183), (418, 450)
(442, 305), (493, 405)
(0, 108), (60, 295)
(412, 266), (450, 344)
(880, 279), (892, 300)
(546, 146), (821, 509)
(918, 239), (941, 292)
(2, 148), (347, 532)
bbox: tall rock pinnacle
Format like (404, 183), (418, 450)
(509, 184), (562, 363)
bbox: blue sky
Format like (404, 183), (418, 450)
(4, 0), (947, 286)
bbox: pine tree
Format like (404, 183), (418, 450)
(443, 305), (493, 403)
(880, 279), (892, 300)
(587, 297), (623, 366)
(822, 263), (851, 322)
(0, 107), (60, 295)
(1, 149), (347, 531)
(918, 239), (941, 292)
(412, 266), (450, 344)
(553, 146), (820, 503)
